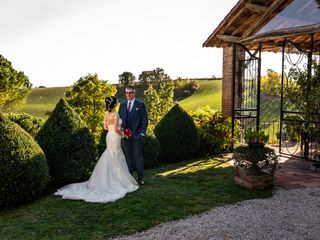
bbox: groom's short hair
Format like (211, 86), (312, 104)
(125, 85), (135, 92)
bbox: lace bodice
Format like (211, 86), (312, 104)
(107, 119), (122, 132)
(104, 112), (121, 132)
(104, 112), (122, 151)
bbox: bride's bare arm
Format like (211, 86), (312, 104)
(113, 114), (124, 137)
(103, 112), (108, 130)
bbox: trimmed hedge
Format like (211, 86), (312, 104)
(0, 115), (48, 208)
(154, 104), (199, 162)
(36, 99), (98, 184)
(142, 130), (160, 169)
(4, 112), (44, 137)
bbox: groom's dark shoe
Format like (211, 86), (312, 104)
(138, 179), (145, 185)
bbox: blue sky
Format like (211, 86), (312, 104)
(0, 0), (280, 87)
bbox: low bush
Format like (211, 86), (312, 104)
(190, 107), (239, 155)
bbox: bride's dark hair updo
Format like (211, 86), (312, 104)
(105, 96), (117, 112)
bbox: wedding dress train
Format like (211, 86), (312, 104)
(55, 119), (138, 203)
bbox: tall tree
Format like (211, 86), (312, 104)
(144, 80), (174, 129)
(154, 67), (171, 82)
(0, 55), (32, 112)
(138, 70), (156, 84)
(118, 71), (136, 85)
(65, 73), (117, 137)
(261, 69), (282, 96)
(138, 68), (171, 85)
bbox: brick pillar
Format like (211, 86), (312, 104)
(222, 45), (245, 118)
(222, 46), (234, 118)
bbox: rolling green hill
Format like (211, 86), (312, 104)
(178, 80), (222, 112)
(22, 81), (280, 123)
(23, 81), (223, 117)
(22, 87), (70, 118)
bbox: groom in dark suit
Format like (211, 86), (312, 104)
(119, 85), (148, 185)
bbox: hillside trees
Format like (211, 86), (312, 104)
(65, 73), (117, 137)
(0, 55), (32, 112)
(118, 71), (136, 85)
(138, 68), (171, 85)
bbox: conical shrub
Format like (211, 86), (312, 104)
(36, 98), (97, 184)
(154, 104), (199, 162)
(0, 115), (48, 208)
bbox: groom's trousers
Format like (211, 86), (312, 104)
(123, 138), (144, 181)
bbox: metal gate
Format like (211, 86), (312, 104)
(279, 35), (320, 160)
(232, 43), (261, 144)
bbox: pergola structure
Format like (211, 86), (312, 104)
(203, 0), (320, 159)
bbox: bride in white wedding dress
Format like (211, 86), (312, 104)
(55, 96), (139, 203)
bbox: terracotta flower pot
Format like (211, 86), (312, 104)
(234, 168), (274, 190)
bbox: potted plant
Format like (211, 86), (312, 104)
(244, 128), (269, 148)
(233, 130), (279, 190)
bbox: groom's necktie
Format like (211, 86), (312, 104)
(127, 101), (131, 112)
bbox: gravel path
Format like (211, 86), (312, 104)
(111, 188), (320, 240)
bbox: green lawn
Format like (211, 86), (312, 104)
(22, 87), (70, 118)
(0, 157), (271, 240)
(178, 80), (222, 112)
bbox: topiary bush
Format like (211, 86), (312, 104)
(154, 104), (200, 162)
(142, 129), (161, 169)
(4, 112), (44, 137)
(0, 114), (48, 208)
(35, 98), (98, 184)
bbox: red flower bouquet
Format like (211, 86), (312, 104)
(123, 128), (133, 138)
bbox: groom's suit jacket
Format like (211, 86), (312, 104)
(119, 99), (148, 140)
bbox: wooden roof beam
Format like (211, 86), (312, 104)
(245, 3), (268, 13)
(220, 3), (248, 35)
(231, 14), (258, 36)
(217, 35), (241, 43)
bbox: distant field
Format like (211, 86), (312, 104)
(178, 80), (222, 112)
(23, 87), (70, 118)
(22, 81), (280, 122)
(23, 81), (223, 117)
